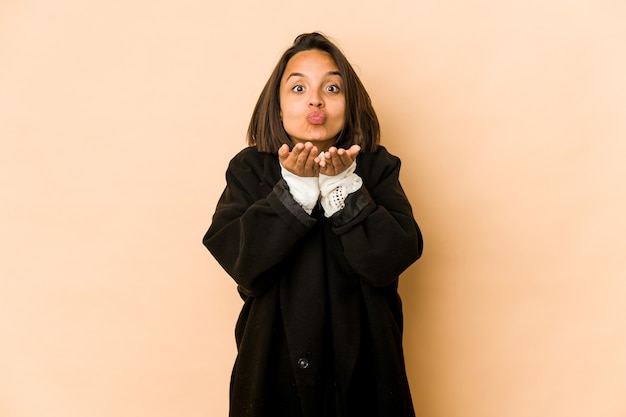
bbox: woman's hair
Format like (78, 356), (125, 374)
(247, 32), (380, 153)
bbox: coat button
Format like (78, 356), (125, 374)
(297, 358), (309, 369)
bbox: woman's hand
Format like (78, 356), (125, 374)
(278, 142), (321, 177)
(317, 145), (361, 176)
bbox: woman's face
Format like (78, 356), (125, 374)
(279, 49), (346, 150)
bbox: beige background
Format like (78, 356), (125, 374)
(1, 0), (625, 416)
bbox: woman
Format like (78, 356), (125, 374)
(203, 32), (423, 417)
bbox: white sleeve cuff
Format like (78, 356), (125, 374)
(318, 160), (363, 217)
(280, 164), (320, 215)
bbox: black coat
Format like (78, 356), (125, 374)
(203, 146), (423, 417)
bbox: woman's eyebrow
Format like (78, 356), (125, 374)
(286, 72), (305, 80)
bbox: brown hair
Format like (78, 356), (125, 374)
(247, 32), (380, 153)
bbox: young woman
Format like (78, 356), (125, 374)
(203, 32), (423, 417)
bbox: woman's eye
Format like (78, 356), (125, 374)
(326, 85), (341, 93)
(292, 85), (305, 92)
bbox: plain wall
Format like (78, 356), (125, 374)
(1, 1), (625, 416)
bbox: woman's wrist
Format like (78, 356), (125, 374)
(319, 160), (363, 217)
(280, 164), (320, 214)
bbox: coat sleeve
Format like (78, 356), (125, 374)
(202, 150), (317, 296)
(329, 148), (423, 287)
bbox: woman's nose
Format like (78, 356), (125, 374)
(308, 91), (323, 107)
